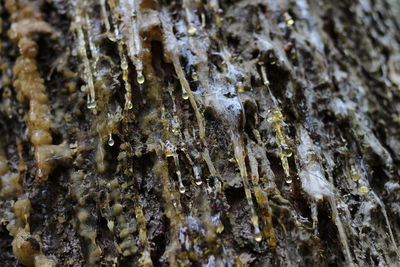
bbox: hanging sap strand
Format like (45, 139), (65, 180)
(76, 24), (96, 109)
(232, 132), (262, 242)
(183, 0), (198, 36)
(193, 165), (202, 185)
(107, 0), (137, 111)
(182, 148), (203, 186)
(85, 14), (100, 78)
(267, 109), (293, 183)
(119, 0), (145, 85)
(183, 130), (203, 186)
(259, 61), (293, 183)
(258, 61), (269, 86)
(119, 40), (133, 111)
(164, 141), (185, 194)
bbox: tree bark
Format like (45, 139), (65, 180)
(1, 0), (400, 266)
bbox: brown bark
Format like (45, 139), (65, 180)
(1, 0), (400, 266)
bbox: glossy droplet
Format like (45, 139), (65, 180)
(165, 151), (174, 158)
(108, 134), (114, 146)
(358, 186), (369, 194)
(254, 231), (262, 242)
(281, 145), (292, 157)
(87, 99), (97, 109)
(182, 91), (189, 100)
(188, 26), (197, 35)
(216, 223), (224, 233)
(193, 166), (202, 185)
(237, 82), (245, 93)
(179, 184), (186, 194)
(351, 171), (359, 181)
(122, 72), (128, 81)
(137, 71), (145, 84)
(287, 19), (295, 26)
(126, 100), (133, 110)
(164, 141), (175, 157)
(191, 72), (199, 81)
(121, 61), (128, 70)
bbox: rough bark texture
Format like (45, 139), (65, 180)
(1, 0), (400, 266)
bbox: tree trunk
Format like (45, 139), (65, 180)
(1, 0), (400, 266)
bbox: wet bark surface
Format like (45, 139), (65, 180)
(1, 0), (400, 266)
